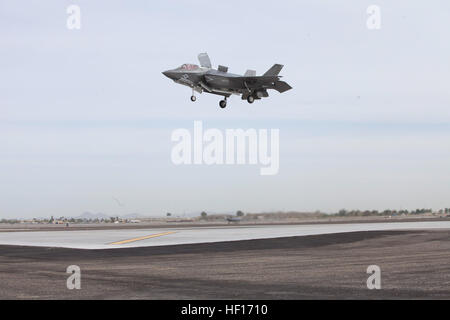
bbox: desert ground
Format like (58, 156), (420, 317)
(1, 229), (450, 299)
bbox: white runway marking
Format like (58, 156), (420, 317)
(0, 221), (449, 249)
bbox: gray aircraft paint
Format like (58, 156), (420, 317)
(162, 53), (292, 107)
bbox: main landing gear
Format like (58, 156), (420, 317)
(219, 97), (227, 108)
(247, 95), (254, 104)
(190, 88), (196, 102)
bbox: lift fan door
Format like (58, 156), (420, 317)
(198, 52), (212, 68)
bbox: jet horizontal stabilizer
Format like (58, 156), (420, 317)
(274, 80), (292, 93)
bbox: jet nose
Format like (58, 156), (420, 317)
(162, 70), (175, 80)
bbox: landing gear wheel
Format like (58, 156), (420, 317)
(219, 100), (227, 108)
(190, 95), (196, 102)
(247, 96), (255, 104)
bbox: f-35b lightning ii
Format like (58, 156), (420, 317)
(162, 53), (292, 108)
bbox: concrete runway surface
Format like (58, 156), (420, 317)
(1, 221), (450, 249)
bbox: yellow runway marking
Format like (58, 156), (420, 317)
(109, 231), (176, 245)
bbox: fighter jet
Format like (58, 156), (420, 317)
(162, 53), (292, 108)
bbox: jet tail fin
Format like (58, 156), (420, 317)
(263, 64), (283, 76)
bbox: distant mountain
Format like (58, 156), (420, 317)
(72, 212), (151, 220)
(121, 213), (148, 219)
(71, 211), (234, 220)
(168, 211), (235, 218)
(75, 212), (110, 220)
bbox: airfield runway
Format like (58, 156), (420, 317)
(1, 221), (450, 249)
(1, 221), (450, 299)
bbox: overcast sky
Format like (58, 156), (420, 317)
(1, 0), (450, 218)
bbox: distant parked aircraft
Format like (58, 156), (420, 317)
(226, 216), (242, 224)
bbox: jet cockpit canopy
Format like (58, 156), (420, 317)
(179, 64), (200, 71)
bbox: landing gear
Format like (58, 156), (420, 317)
(247, 95), (255, 104)
(219, 99), (227, 108)
(190, 95), (196, 102)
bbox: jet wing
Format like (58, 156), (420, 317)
(204, 74), (289, 91)
(205, 74), (277, 85)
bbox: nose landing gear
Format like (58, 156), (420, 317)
(219, 99), (227, 108)
(190, 95), (196, 102)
